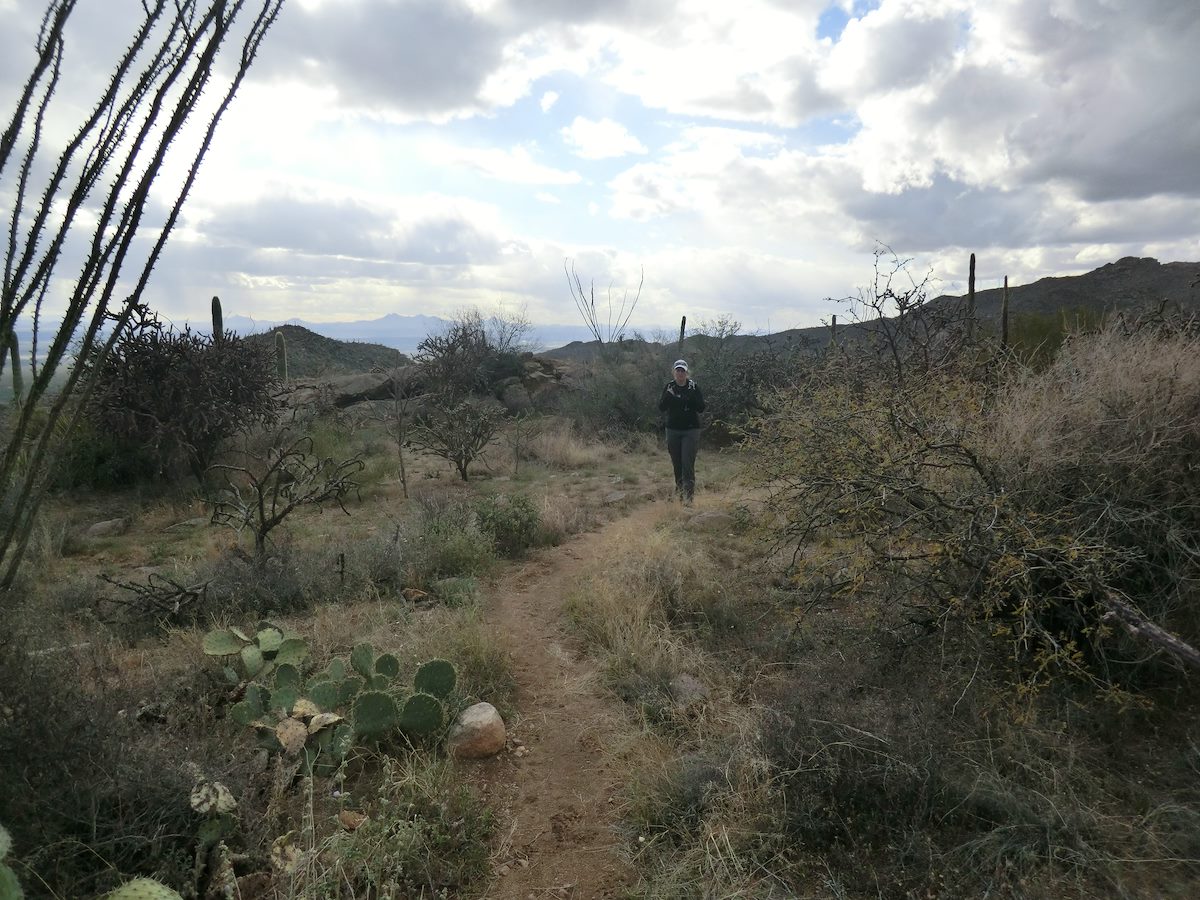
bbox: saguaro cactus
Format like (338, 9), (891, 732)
(211, 296), (223, 346)
(275, 330), (288, 382)
(967, 252), (977, 343)
(1000, 275), (1010, 350)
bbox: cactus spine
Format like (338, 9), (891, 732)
(211, 295), (223, 346)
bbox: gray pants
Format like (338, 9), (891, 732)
(665, 428), (700, 501)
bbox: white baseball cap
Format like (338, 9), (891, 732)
(673, 359), (688, 371)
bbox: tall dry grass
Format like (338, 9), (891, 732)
(523, 418), (620, 469)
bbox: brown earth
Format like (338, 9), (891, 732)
(460, 502), (666, 899)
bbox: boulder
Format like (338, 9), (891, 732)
(498, 380), (532, 413)
(446, 701), (506, 759)
(86, 518), (128, 539)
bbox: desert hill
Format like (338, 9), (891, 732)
(242, 324), (408, 378)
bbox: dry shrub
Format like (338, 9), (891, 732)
(0, 644), (194, 896)
(750, 319), (1200, 694)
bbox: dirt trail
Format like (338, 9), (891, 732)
(466, 501), (662, 900)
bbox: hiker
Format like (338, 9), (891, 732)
(658, 359), (705, 504)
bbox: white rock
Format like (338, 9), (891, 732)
(446, 702), (506, 759)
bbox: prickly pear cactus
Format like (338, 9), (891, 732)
(350, 643), (374, 678)
(202, 629), (243, 656)
(374, 653), (400, 678)
(0, 865), (21, 900)
(400, 691), (445, 736)
(0, 822), (20, 900)
(414, 658), (457, 699)
(353, 690), (399, 738)
(103, 877), (183, 900)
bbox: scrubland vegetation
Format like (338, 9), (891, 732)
(2, 261), (1200, 899)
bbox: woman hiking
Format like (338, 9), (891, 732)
(658, 359), (705, 504)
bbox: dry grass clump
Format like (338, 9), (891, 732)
(536, 492), (599, 544)
(523, 418), (619, 469)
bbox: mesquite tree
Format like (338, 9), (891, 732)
(0, 0), (283, 590)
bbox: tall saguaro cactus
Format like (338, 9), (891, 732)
(275, 330), (288, 382)
(211, 295), (223, 346)
(967, 252), (977, 343)
(1001, 276), (1010, 350)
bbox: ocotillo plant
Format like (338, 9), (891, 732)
(211, 296), (223, 346)
(6, 331), (21, 405)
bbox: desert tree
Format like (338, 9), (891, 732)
(367, 363), (423, 498)
(565, 259), (643, 345)
(409, 396), (503, 482)
(0, 0), (284, 590)
(209, 430), (365, 559)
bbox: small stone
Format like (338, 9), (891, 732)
(338, 810), (367, 832)
(447, 702), (507, 759)
(498, 865), (510, 877)
(602, 491), (628, 506)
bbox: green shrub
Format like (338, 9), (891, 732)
(473, 493), (541, 556)
(402, 499), (496, 589)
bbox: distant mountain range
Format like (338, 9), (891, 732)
(543, 256), (1200, 361)
(221, 313), (603, 354)
(9, 257), (1198, 371)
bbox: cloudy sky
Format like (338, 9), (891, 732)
(3, 0), (1199, 335)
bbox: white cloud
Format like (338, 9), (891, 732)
(434, 143), (582, 185)
(561, 116), (648, 159)
(539, 90), (560, 112)
(535, 191), (562, 204)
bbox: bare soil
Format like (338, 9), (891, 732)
(462, 501), (664, 899)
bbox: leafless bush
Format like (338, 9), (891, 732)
(209, 430), (364, 556)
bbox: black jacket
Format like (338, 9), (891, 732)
(659, 379), (705, 429)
